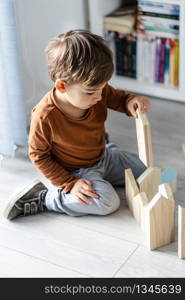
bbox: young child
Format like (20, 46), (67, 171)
(4, 29), (150, 220)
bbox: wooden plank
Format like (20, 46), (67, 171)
(158, 183), (174, 201)
(125, 168), (139, 212)
(178, 205), (185, 259)
(135, 110), (154, 167)
(145, 192), (175, 250)
(158, 183), (175, 242)
(137, 167), (161, 202)
(132, 192), (148, 231)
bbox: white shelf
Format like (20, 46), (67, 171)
(110, 75), (184, 102)
(89, 0), (185, 103)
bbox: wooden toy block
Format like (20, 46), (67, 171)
(137, 167), (161, 202)
(125, 168), (139, 212)
(132, 192), (148, 231)
(160, 167), (177, 192)
(178, 205), (185, 259)
(158, 183), (174, 201)
(145, 190), (175, 250)
(135, 110), (154, 167)
(158, 183), (175, 241)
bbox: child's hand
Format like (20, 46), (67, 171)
(127, 96), (151, 118)
(70, 178), (99, 204)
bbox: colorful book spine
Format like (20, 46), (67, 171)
(138, 1), (179, 16)
(131, 38), (137, 78)
(137, 10), (179, 21)
(164, 39), (170, 86)
(159, 38), (166, 83)
(169, 39), (175, 87)
(155, 38), (161, 82)
(137, 11), (179, 20)
(174, 39), (179, 87)
(138, 15), (179, 25)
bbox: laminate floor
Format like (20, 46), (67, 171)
(0, 96), (185, 277)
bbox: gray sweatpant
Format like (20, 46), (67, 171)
(44, 143), (146, 216)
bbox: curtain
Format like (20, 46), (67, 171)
(0, 0), (27, 162)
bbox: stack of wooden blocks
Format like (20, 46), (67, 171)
(125, 111), (184, 258)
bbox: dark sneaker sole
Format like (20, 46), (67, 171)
(3, 179), (44, 220)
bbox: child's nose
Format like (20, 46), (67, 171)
(94, 97), (101, 103)
(95, 94), (102, 101)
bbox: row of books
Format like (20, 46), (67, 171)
(137, 36), (179, 87)
(103, 1), (180, 87)
(137, 0), (180, 39)
(113, 33), (179, 87)
(138, 1), (179, 15)
(137, 1), (179, 86)
(114, 34), (137, 78)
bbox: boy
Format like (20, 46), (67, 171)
(4, 29), (150, 220)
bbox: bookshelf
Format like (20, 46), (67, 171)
(88, 0), (185, 103)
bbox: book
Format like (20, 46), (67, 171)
(174, 39), (179, 87)
(143, 38), (150, 81)
(105, 5), (137, 17)
(164, 39), (170, 85)
(104, 23), (134, 35)
(103, 14), (136, 34)
(131, 37), (137, 78)
(138, 21), (179, 34)
(115, 35), (125, 75)
(149, 38), (156, 83)
(159, 38), (166, 83)
(140, 25), (178, 36)
(138, 15), (179, 26)
(104, 14), (135, 26)
(169, 39), (175, 87)
(137, 11), (179, 20)
(137, 34), (144, 81)
(137, 29), (179, 40)
(138, 1), (179, 15)
(155, 38), (161, 82)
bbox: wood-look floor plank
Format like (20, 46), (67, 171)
(0, 245), (86, 278)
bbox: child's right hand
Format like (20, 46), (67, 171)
(70, 178), (99, 204)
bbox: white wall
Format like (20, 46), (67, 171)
(88, 0), (122, 35)
(14, 0), (88, 123)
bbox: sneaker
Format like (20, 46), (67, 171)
(3, 179), (48, 220)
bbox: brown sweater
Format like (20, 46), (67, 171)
(28, 84), (135, 193)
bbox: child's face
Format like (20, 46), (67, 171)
(64, 82), (107, 110)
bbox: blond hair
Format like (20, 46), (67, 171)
(45, 29), (114, 86)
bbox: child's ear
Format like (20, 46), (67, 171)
(55, 79), (66, 93)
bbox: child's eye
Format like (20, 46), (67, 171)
(85, 92), (95, 95)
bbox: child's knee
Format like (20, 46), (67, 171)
(136, 157), (147, 178)
(96, 190), (120, 215)
(130, 153), (146, 179)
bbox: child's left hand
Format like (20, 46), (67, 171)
(127, 96), (151, 118)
